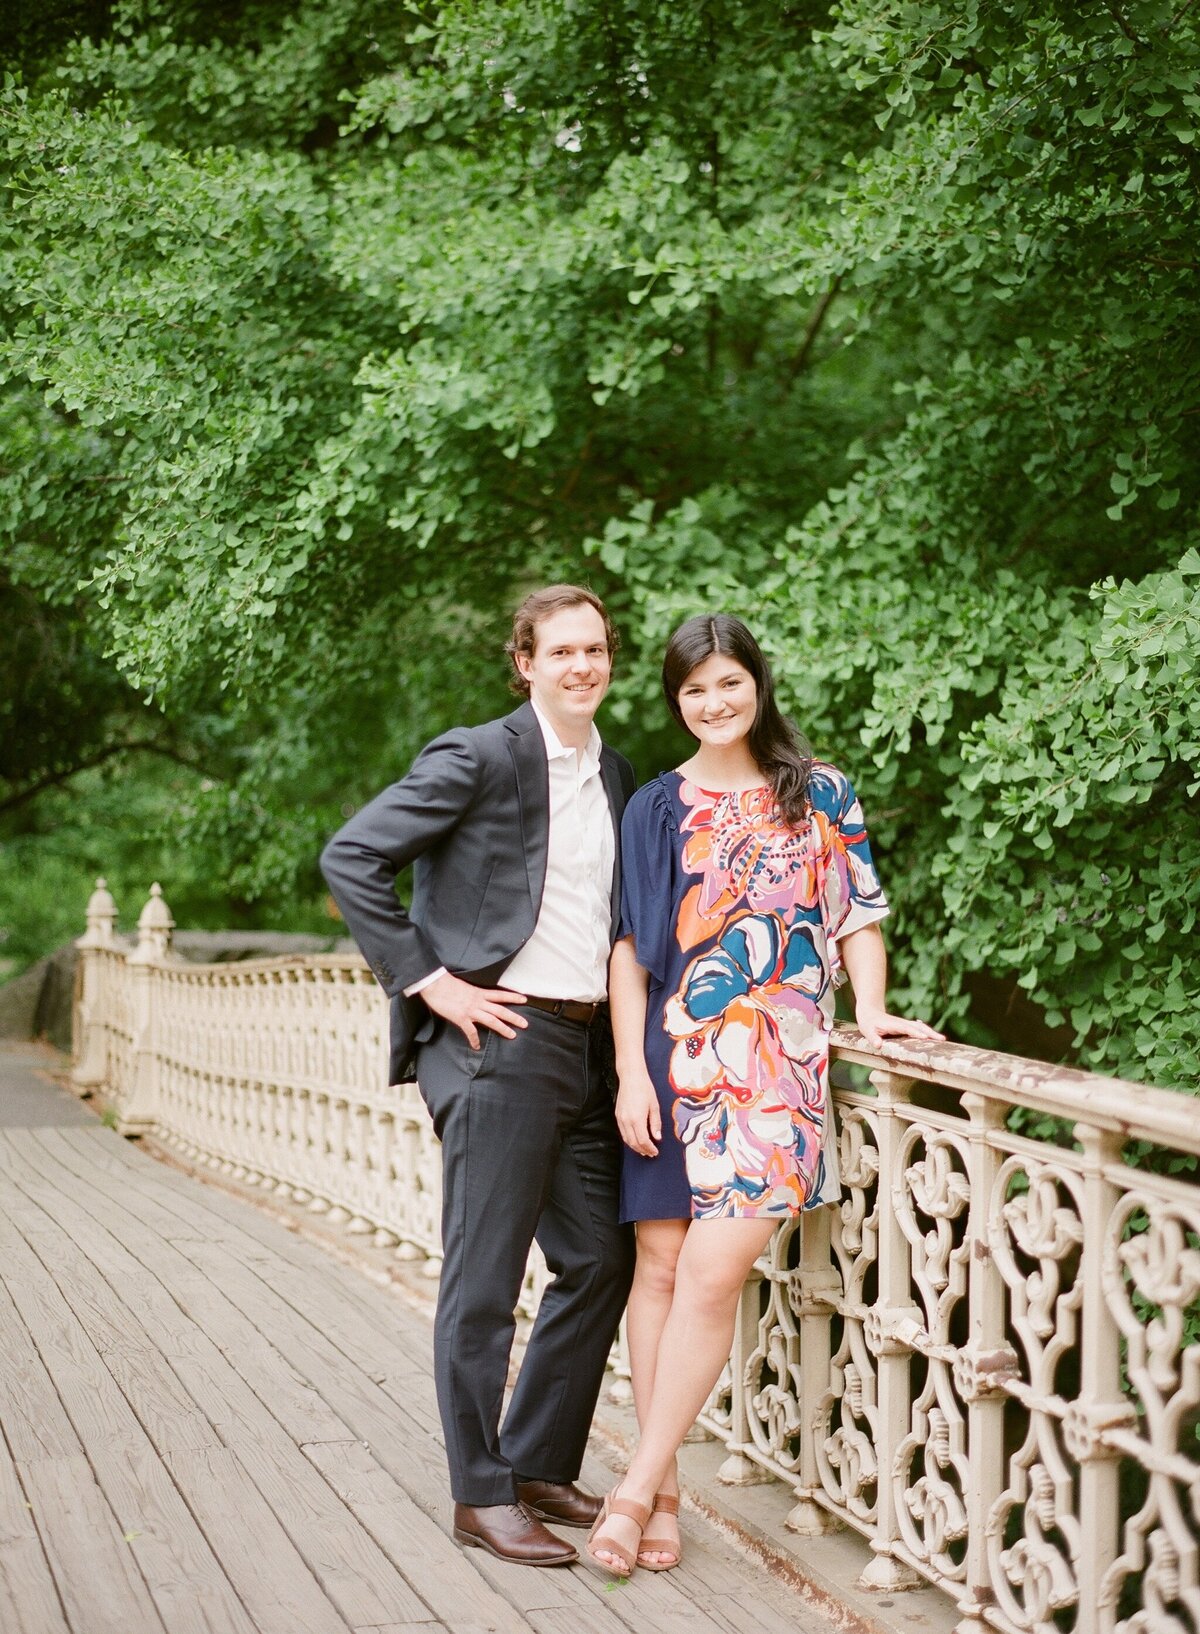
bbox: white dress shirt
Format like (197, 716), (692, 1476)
(500, 704), (615, 1002)
(405, 703), (615, 1001)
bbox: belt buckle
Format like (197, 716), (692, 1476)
(551, 999), (566, 1018)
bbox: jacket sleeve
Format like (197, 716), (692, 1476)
(320, 731), (480, 995)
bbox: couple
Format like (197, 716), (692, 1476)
(321, 584), (939, 1578)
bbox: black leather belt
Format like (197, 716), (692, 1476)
(522, 996), (606, 1024)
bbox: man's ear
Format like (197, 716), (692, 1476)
(515, 651), (534, 682)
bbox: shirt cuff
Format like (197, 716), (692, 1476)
(404, 966), (448, 998)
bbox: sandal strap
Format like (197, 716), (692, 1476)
(590, 1529), (636, 1573)
(652, 1493), (680, 1516)
(610, 1496), (651, 1526)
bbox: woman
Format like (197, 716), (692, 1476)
(588, 614), (942, 1577)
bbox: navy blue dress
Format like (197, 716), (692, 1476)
(617, 767), (889, 1223)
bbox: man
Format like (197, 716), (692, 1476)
(320, 585), (636, 1567)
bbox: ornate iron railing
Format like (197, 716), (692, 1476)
(72, 880), (1199, 1632)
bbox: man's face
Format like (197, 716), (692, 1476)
(516, 604), (612, 735)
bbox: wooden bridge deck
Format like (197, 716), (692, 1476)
(0, 1063), (833, 1634)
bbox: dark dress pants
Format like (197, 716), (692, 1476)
(417, 1007), (635, 1506)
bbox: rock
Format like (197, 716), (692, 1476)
(0, 958), (49, 1041)
(35, 944), (80, 1052)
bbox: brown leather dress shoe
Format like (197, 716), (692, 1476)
(452, 1502), (578, 1566)
(515, 1479), (604, 1529)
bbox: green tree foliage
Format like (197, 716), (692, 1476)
(1, 1), (1196, 1086)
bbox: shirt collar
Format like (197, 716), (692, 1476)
(530, 701), (603, 773)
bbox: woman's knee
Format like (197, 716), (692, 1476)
(633, 1221), (686, 1296)
(674, 1246), (761, 1316)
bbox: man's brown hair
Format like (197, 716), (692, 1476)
(505, 584), (620, 697)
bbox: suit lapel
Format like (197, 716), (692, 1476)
(505, 703), (550, 915)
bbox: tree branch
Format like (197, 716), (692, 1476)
(0, 739), (206, 816)
(787, 276), (843, 383)
(1101, 1), (1143, 44)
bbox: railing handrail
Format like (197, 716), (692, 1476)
(129, 938), (1197, 1151)
(831, 1030), (1200, 1153)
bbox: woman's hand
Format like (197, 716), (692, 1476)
(616, 1068), (662, 1157)
(854, 1004), (944, 1051)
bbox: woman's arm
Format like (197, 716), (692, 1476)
(609, 935), (662, 1157)
(837, 922), (944, 1049)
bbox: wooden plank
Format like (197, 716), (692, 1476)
(76, 1443), (261, 1634)
(705, 1590), (830, 1634)
(59, 1127), (442, 1375)
(0, 1275), (81, 1465)
(0, 1167), (261, 1634)
(17, 1455), (166, 1634)
(305, 1441), (531, 1634)
(86, 1144), (308, 1250)
(50, 1129), (449, 1452)
(176, 1236), (448, 1482)
(10, 1133), (355, 1450)
(5, 1137), (388, 1634)
(8, 1132), (431, 1632)
(0, 1431), (70, 1634)
(56, 1128), (438, 1360)
(351, 1625), (444, 1633)
(221, 1245), (445, 1443)
(31, 1137), (444, 1496)
(28, 1128), (832, 1634)
(24, 1133), (534, 1634)
(0, 1197), (223, 1457)
(164, 1445), (352, 1634)
(32, 1134), (595, 1632)
(0, 1211), (148, 1457)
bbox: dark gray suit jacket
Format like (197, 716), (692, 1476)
(320, 701), (637, 1084)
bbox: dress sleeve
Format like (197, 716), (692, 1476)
(816, 767), (890, 944)
(618, 781), (677, 986)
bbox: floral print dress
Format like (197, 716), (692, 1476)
(617, 765), (889, 1222)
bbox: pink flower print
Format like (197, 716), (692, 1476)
(664, 911), (828, 1107)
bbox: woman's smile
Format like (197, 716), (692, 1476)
(677, 653), (758, 744)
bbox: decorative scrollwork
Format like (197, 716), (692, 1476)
(1102, 1188), (1200, 1633)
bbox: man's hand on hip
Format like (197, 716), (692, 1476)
(420, 973), (529, 1051)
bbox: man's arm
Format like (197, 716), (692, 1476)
(320, 731), (481, 995)
(321, 730), (530, 1049)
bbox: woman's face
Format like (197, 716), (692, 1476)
(676, 652), (758, 747)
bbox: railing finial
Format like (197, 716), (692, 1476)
(130, 881), (175, 963)
(77, 875), (118, 949)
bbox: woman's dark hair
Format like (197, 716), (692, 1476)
(662, 614), (813, 826)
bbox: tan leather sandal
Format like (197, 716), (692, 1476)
(636, 1492), (682, 1572)
(585, 1489), (651, 1578)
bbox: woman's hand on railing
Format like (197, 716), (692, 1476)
(853, 1005), (944, 1052)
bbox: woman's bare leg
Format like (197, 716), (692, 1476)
(624, 1218), (687, 1564)
(592, 1216), (776, 1570)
